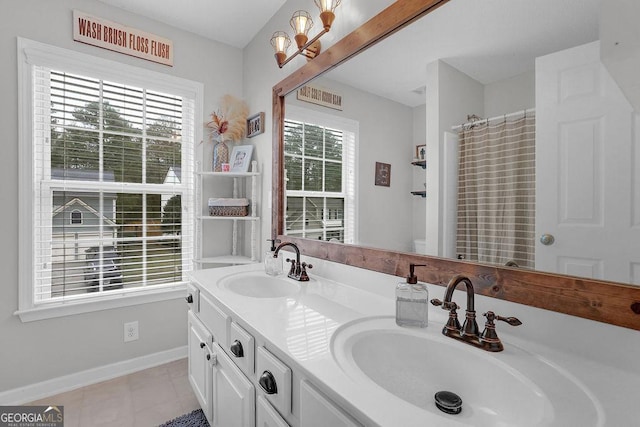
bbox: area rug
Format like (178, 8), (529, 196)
(159, 409), (209, 427)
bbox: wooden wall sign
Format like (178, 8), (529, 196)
(247, 112), (265, 138)
(296, 84), (343, 110)
(73, 10), (174, 66)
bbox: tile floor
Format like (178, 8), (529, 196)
(28, 358), (201, 427)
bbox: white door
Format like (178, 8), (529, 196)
(211, 342), (255, 427)
(536, 40), (639, 283)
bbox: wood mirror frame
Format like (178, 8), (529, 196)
(271, 0), (640, 331)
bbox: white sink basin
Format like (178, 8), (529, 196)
(331, 316), (603, 427)
(218, 272), (300, 298)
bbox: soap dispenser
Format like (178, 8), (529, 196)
(396, 263), (429, 327)
(264, 239), (283, 276)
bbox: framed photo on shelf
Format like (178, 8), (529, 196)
(230, 145), (254, 173)
(415, 144), (426, 160)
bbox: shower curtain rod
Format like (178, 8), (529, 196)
(451, 108), (535, 131)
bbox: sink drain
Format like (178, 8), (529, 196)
(434, 391), (462, 415)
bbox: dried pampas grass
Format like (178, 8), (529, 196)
(206, 94), (249, 142)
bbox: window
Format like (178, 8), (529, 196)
(18, 39), (202, 321)
(283, 106), (357, 243)
(70, 210), (83, 225)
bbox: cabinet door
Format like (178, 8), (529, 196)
(188, 312), (212, 422)
(300, 380), (362, 427)
(256, 396), (289, 427)
(211, 342), (255, 427)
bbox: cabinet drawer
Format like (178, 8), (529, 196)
(300, 380), (362, 427)
(257, 396), (289, 427)
(199, 292), (230, 348)
(229, 321), (255, 376)
(186, 282), (199, 312)
(256, 347), (292, 416)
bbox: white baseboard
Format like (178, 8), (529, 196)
(0, 346), (187, 405)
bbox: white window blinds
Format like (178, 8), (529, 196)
(29, 64), (195, 304)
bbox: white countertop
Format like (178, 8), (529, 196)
(189, 256), (640, 426)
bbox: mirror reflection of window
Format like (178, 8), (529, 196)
(283, 108), (357, 243)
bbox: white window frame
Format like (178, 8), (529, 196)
(17, 38), (203, 322)
(284, 105), (358, 244)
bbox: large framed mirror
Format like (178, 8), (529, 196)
(272, 0), (640, 330)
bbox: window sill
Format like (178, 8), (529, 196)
(15, 285), (187, 322)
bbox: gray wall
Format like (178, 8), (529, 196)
(0, 0), (242, 393)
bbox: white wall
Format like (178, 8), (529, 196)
(425, 60), (484, 256)
(412, 104), (427, 245)
(0, 0), (243, 393)
(484, 70), (535, 117)
(600, 0), (640, 112)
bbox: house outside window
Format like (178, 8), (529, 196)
(18, 39), (202, 321)
(284, 106), (357, 243)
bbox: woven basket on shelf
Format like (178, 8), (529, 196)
(208, 198), (249, 217)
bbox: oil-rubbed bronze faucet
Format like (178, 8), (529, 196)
(273, 242), (312, 281)
(431, 274), (522, 352)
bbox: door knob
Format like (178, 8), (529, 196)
(185, 294), (193, 304)
(540, 234), (555, 246)
(259, 371), (277, 394)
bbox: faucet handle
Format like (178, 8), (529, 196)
(480, 311), (522, 352)
(430, 299), (459, 311)
(483, 311), (522, 326)
(430, 298), (443, 307)
(299, 262), (312, 281)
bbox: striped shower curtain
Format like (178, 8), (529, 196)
(456, 114), (535, 268)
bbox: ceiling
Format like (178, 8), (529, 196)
(97, 0), (602, 107)
(325, 0), (602, 106)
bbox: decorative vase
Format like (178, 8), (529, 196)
(213, 139), (229, 172)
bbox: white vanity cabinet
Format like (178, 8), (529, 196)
(257, 396), (289, 427)
(210, 342), (256, 427)
(300, 380), (362, 427)
(187, 311), (212, 421)
(187, 279), (364, 427)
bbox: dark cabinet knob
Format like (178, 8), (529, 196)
(259, 371), (277, 395)
(206, 353), (211, 361)
(200, 342), (206, 349)
(230, 340), (244, 358)
(185, 294), (194, 304)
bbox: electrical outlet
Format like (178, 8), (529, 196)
(124, 321), (139, 342)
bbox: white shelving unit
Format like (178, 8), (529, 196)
(194, 160), (260, 268)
